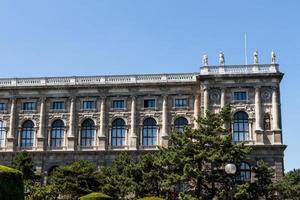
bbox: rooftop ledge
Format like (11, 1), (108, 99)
(0, 73), (199, 87)
(0, 64), (280, 88)
(200, 64), (280, 75)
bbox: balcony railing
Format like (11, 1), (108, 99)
(200, 64), (279, 75)
(0, 73), (198, 87)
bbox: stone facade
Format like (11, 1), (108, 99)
(0, 61), (285, 180)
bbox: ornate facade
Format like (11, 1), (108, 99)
(0, 53), (285, 180)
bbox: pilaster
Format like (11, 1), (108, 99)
(161, 95), (168, 147)
(98, 97), (106, 150)
(67, 97), (76, 150)
(36, 97), (46, 151)
(6, 98), (16, 151)
(129, 96), (137, 149)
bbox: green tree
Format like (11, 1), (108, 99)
(274, 168), (300, 200)
(159, 105), (252, 199)
(12, 151), (35, 181)
(50, 160), (99, 199)
(97, 152), (137, 199)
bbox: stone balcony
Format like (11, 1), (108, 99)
(200, 64), (280, 75)
(0, 73), (198, 88)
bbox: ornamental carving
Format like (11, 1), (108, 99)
(209, 89), (221, 104)
(261, 88), (272, 102)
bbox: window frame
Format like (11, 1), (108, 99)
(143, 98), (156, 109)
(82, 100), (96, 110)
(174, 98), (188, 108)
(174, 117), (189, 133)
(232, 91), (248, 101)
(20, 120), (35, 148)
(22, 101), (36, 111)
(80, 119), (95, 147)
(111, 118), (126, 147)
(50, 120), (65, 148)
(232, 111), (249, 142)
(112, 100), (125, 109)
(142, 118), (157, 146)
(52, 101), (65, 110)
(0, 121), (6, 148)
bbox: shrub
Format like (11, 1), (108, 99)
(138, 197), (164, 200)
(0, 165), (24, 200)
(80, 192), (112, 200)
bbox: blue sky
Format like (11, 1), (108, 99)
(0, 0), (299, 171)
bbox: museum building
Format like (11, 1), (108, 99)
(0, 51), (285, 181)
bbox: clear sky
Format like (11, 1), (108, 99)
(0, 0), (299, 171)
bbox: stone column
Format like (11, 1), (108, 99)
(129, 96), (137, 149)
(161, 95), (168, 147)
(272, 87), (280, 131)
(255, 87), (263, 131)
(98, 97), (106, 150)
(7, 98), (16, 151)
(203, 87), (209, 116)
(194, 95), (200, 128)
(67, 97), (76, 150)
(220, 88), (226, 108)
(37, 97), (46, 150)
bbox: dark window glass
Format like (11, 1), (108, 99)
(175, 98), (188, 107)
(232, 111), (249, 141)
(52, 101), (65, 110)
(50, 120), (64, 147)
(144, 99), (156, 108)
(81, 119), (95, 147)
(82, 101), (95, 110)
(264, 114), (271, 130)
(21, 120), (34, 147)
(111, 118), (126, 146)
(23, 102), (36, 111)
(112, 100), (124, 109)
(174, 117), (188, 133)
(237, 162), (251, 181)
(142, 118), (157, 146)
(0, 121), (5, 147)
(0, 103), (6, 111)
(233, 92), (247, 101)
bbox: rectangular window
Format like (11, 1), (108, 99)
(144, 99), (156, 108)
(82, 101), (96, 110)
(112, 100), (124, 109)
(52, 101), (65, 110)
(233, 92), (247, 101)
(0, 103), (6, 111)
(23, 102), (36, 111)
(175, 98), (188, 107)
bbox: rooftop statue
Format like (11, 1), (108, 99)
(219, 52), (225, 65)
(271, 50), (276, 64)
(202, 54), (208, 66)
(254, 50), (259, 64)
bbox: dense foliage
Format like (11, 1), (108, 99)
(0, 165), (24, 200)
(274, 168), (300, 199)
(8, 106), (299, 200)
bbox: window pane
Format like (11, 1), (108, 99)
(142, 118), (157, 146)
(233, 92), (247, 101)
(80, 119), (95, 146)
(232, 112), (249, 142)
(144, 99), (155, 108)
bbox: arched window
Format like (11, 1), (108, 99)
(238, 162), (251, 181)
(81, 119), (95, 147)
(142, 118), (157, 146)
(0, 121), (5, 148)
(111, 118), (126, 146)
(263, 114), (271, 130)
(174, 117), (188, 133)
(21, 120), (34, 147)
(233, 111), (249, 141)
(50, 120), (64, 147)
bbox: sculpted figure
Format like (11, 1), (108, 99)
(202, 54), (208, 66)
(254, 50), (259, 64)
(271, 50), (276, 64)
(219, 52), (225, 65)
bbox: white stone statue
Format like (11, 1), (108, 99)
(253, 50), (259, 64)
(219, 52), (225, 65)
(271, 50), (276, 64)
(202, 54), (208, 66)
